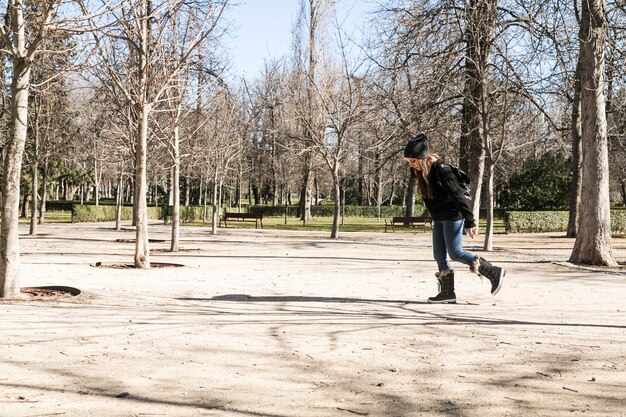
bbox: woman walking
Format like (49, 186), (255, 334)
(404, 133), (505, 303)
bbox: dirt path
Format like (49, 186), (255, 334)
(1, 223), (625, 417)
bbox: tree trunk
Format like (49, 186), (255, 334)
(211, 176), (219, 235)
(388, 179), (396, 207)
(298, 164), (313, 223)
(569, 0), (616, 266)
(164, 168), (171, 225)
(313, 172), (319, 206)
(203, 177), (209, 223)
(198, 176), (203, 206)
(134, 102), (151, 268)
(29, 160), (38, 236)
(461, 0), (496, 222)
(567, 58), (583, 238)
(94, 158), (99, 206)
(376, 164), (383, 219)
(116, 169), (123, 231)
(21, 192), (30, 218)
(39, 157), (48, 224)
(184, 175), (190, 207)
(237, 169), (243, 212)
(0, 55), (31, 298)
(30, 95), (40, 235)
(132, 176), (138, 226)
(483, 154), (495, 251)
(404, 168), (416, 217)
(330, 168), (340, 239)
(170, 125), (180, 252)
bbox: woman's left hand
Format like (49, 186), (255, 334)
(465, 227), (477, 239)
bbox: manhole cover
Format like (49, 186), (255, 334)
(1, 286), (81, 302)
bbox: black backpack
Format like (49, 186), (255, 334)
(436, 162), (471, 200)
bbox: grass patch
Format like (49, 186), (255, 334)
(18, 211), (72, 224)
(20, 208), (510, 235)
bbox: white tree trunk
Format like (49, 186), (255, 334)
(0, 58), (31, 298)
(330, 167), (341, 239)
(211, 177), (219, 235)
(39, 158), (48, 224)
(483, 156), (494, 251)
(170, 124), (180, 252)
(29, 160), (38, 236)
(134, 103), (151, 268)
(94, 157), (99, 206)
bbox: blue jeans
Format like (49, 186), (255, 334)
(432, 219), (477, 271)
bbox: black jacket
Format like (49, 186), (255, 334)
(423, 160), (476, 228)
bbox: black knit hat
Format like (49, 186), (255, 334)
(403, 133), (429, 159)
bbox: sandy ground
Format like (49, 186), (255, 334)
(1, 222), (625, 417)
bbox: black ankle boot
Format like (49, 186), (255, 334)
(428, 270), (456, 304)
(472, 257), (505, 295)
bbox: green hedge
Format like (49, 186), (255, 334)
(249, 205), (425, 218)
(613, 210), (626, 234)
(179, 206), (206, 223)
(43, 201), (77, 211)
(72, 205), (165, 223)
(504, 211), (569, 233)
(46, 200), (134, 211)
(505, 210), (626, 234)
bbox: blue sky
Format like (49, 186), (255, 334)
(224, 0), (375, 80)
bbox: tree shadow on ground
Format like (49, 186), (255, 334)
(174, 294), (626, 330)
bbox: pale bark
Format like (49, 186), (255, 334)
(170, 124), (181, 252)
(483, 156), (495, 251)
(133, 0), (151, 268)
(569, 0), (616, 266)
(404, 168), (417, 217)
(39, 158), (48, 224)
(134, 103), (151, 268)
(298, 166), (313, 223)
(0, 57), (30, 297)
(29, 160), (38, 236)
(0, 0), (38, 298)
(211, 176), (219, 235)
(330, 166), (340, 238)
(30, 103), (39, 236)
(115, 169), (123, 231)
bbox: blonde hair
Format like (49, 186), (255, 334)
(412, 154), (440, 198)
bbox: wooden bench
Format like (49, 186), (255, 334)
(219, 212), (264, 229)
(384, 216), (432, 233)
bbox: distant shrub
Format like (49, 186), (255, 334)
(44, 201), (76, 212)
(180, 206), (206, 223)
(504, 211), (569, 233)
(505, 210), (626, 234)
(612, 210), (626, 234)
(72, 205), (164, 222)
(501, 152), (572, 210)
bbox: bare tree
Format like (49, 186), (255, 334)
(0, 0), (96, 298)
(290, 0), (334, 223)
(87, 0), (229, 267)
(196, 87), (243, 234)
